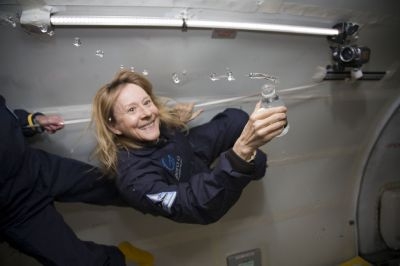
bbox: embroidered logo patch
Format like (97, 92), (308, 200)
(161, 154), (175, 171)
(161, 154), (183, 181)
(146, 191), (177, 213)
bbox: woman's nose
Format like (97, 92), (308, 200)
(140, 106), (152, 117)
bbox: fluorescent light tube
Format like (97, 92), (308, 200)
(50, 15), (338, 36)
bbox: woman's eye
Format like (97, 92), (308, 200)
(144, 99), (152, 105)
(127, 107), (136, 112)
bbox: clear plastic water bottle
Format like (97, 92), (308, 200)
(260, 83), (289, 137)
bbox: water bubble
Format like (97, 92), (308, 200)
(227, 71), (235, 81)
(172, 73), (181, 84)
(130, 66), (135, 72)
(120, 64), (124, 70)
(47, 30), (55, 36)
(7, 16), (16, 27)
(142, 69), (149, 76)
(73, 37), (82, 47)
(95, 50), (104, 58)
(209, 73), (218, 81)
(39, 24), (48, 33)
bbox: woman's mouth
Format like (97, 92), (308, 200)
(140, 121), (155, 131)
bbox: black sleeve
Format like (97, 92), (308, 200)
(13, 109), (44, 137)
(225, 148), (255, 173)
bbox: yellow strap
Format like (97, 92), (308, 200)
(27, 113), (35, 128)
(340, 256), (372, 266)
(118, 241), (154, 266)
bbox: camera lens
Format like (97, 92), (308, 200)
(340, 46), (356, 62)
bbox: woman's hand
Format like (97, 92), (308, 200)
(34, 114), (65, 134)
(233, 102), (287, 161)
(173, 102), (203, 123)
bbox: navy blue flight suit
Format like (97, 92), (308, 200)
(0, 96), (126, 266)
(117, 108), (267, 224)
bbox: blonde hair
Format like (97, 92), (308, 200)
(92, 70), (186, 175)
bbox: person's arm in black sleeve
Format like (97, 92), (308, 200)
(0, 95), (44, 137)
(13, 109), (45, 137)
(226, 148), (267, 180)
(13, 109), (64, 137)
(1, 96), (63, 137)
(117, 149), (267, 225)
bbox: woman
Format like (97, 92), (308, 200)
(92, 70), (287, 224)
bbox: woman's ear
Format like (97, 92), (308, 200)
(108, 123), (122, 135)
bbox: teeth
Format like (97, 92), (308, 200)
(141, 122), (153, 130)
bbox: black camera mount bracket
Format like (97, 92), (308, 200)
(327, 22), (360, 45)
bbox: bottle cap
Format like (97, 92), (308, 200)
(261, 84), (276, 98)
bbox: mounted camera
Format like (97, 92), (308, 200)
(321, 22), (384, 81)
(331, 45), (371, 70)
(326, 22), (371, 77)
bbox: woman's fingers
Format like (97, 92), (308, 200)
(243, 106), (288, 145)
(253, 111), (287, 131)
(252, 106), (287, 119)
(256, 119), (287, 139)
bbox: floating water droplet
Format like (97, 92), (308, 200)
(142, 69), (149, 76)
(172, 73), (181, 84)
(130, 66), (135, 72)
(47, 30), (55, 36)
(7, 16), (16, 27)
(209, 73), (218, 81)
(73, 37), (82, 47)
(39, 24), (48, 33)
(227, 71), (235, 81)
(95, 50), (104, 58)
(120, 65), (125, 70)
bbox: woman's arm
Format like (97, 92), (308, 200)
(116, 150), (266, 225)
(13, 109), (64, 136)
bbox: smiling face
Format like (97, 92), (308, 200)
(110, 83), (160, 142)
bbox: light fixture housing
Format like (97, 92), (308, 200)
(19, 5), (339, 37)
(48, 15), (338, 36)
